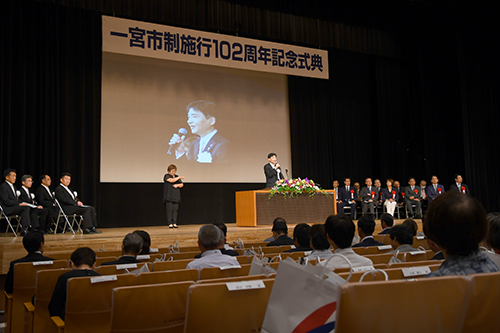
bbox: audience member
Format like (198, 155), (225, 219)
(388, 225), (420, 253)
(306, 224), (333, 259)
(284, 223), (313, 252)
(382, 179), (398, 216)
(133, 230), (151, 254)
(402, 219), (418, 237)
(338, 177), (357, 218)
(195, 222), (239, 257)
(186, 225), (239, 269)
(425, 191), (498, 277)
(267, 219), (294, 246)
(352, 215), (383, 248)
(101, 233), (143, 265)
(48, 247), (100, 320)
(403, 177), (422, 218)
(319, 215), (373, 269)
(487, 213), (500, 253)
(427, 238), (444, 260)
(0, 168), (31, 235)
(4, 231), (53, 294)
(264, 217), (292, 242)
(426, 175), (445, 203)
(378, 213), (394, 235)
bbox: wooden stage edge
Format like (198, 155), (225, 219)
(0, 220), (422, 275)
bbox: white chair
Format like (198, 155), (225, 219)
(1, 204), (21, 237)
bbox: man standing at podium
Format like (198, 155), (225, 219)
(264, 153), (284, 188)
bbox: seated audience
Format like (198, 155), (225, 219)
(425, 191), (498, 277)
(388, 225), (420, 253)
(352, 216), (383, 248)
(186, 225), (239, 270)
(306, 224), (333, 259)
(378, 213), (394, 235)
(382, 178), (398, 216)
(485, 212), (500, 268)
(264, 217), (293, 242)
(284, 223), (313, 253)
(267, 219), (294, 246)
(402, 219), (422, 237)
(319, 215), (373, 270)
(4, 231), (53, 294)
(134, 230), (151, 254)
(101, 233), (143, 265)
(427, 238), (444, 260)
(195, 222), (239, 257)
(48, 247), (100, 320)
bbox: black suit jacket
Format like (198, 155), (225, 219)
(0, 181), (19, 208)
(186, 132), (229, 163)
(100, 255), (141, 266)
(267, 234), (294, 247)
(284, 245), (313, 253)
(35, 186), (55, 208)
(4, 252), (54, 293)
(48, 269), (100, 320)
(431, 251), (445, 260)
(449, 183), (470, 195)
(54, 185), (79, 207)
(359, 186), (378, 203)
(352, 237), (384, 248)
(18, 187), (35, 205)
(264, 163), (284, 188)
(338, 186), (357, 203)
(378, 227), (392, 235)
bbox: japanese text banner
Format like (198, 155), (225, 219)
(102, 16), (328, 79)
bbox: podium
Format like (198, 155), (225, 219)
(235, 190), (337, 227)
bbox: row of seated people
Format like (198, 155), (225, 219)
(332, 174), (470, 219)
(0, 169), (100, 236)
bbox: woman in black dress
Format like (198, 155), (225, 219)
(163, 164), (184, 228)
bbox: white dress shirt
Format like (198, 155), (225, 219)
(319, 247), (373, 270)
(186, 249), (239, 270)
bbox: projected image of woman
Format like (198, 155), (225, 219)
(168, 100), (229, 163)
(163, 164), (184, 228)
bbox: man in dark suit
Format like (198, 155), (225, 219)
(426, 175), (445, 203)
(101, 233), (143, 265)
(18, 174), (49, 232)
(48, 247), (100, 320)
(403, 177), (422, 218)
(353, 215), (384, 248)
(0, 168), (31, 235)
(449, 174), (470, 194)
(338, 177), (357, 218)
(35, 174), (57, 233)
(284, 223), (313, 253)
(4, 231), (53, 293)
(264, 153), (284, 188)
(267, 220), (294, 246)
(54, 172), (100, 234)
(359, 178), (378, 217)
(169, 100), (229, 163)
(378, 213), (394, 235)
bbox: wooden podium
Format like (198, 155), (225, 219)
(235, 190), (337, 227)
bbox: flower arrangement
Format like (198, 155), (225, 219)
(269, 178), (329, 199)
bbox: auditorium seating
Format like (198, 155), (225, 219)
(137, 269), (199, 285)
(152, 259), (194, 271)
(337, 264), (441, 282)
(198, 264), (251, 280)
(95, 256), (118, 266)
(365, 245), (393, 255)
(196, 274), (271, 284)
(96, 262), (151, 275)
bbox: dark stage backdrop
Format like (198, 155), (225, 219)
(2, 0), (499, 228)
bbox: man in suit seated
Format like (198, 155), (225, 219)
(4, 231), (53, 294)
(359, 178), (377, 217)
(374, 179), (383, 212)
(378, 213), (394, 235)
(332, 180), (340, 205)
(186, 225), (239, 270)
(426, 175), (445, 204)
(449, 173), (470, 195)
(195, 222), (238, 257)
(35, 174), (58, 233)
(0, 168), (31, 235)
(18, 174), (49, 233)
(101, 233), (143, 266)
(338, 177), (357, 218)
(388, 225), (420, 253)
(319, 214), (373, 270)
(353, 215), (383, 248)
(267, 219), (294, 246)
(169, 100), (229, 163)
(54, 172), (100, 234)
(306, 224), (333, 260)
(427, 238), (445, 260)
(48, 247), (100, 320)
(284, 223), (313, 253)
(403, 177), (422, 218)
(393, 180), (405, 207)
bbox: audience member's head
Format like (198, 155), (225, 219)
(122, 233), (143, 256)
(292, 223), (311, 248)
(213, 222), (230, 246)
(271, 217), (288, 236)
(486, 212), (500, 254)
(22, 231), (45, 254)
(389, 225), (415, 249)
(424, 191), (487, 257)
(310, 224), (330, 250)
(357, 215), (376, 239)
(402, 219), (418, 237)
(133, 230), (151, 254)
(198, 224), (224, 251)
(70, 247), (97, 269)
(380, 213), (394, 229)
(324, 214), (355, 249)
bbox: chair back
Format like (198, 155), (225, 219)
(365, 245), (393, 255)
(95, 250), (122, 257)
(352, 247), (366, 255)
(184, 279), (274, 333)
(97, 262), (151, 275)
(388, 260), (442, 269)
(412, 236), (430, 250)
(363, 253), (394, 264)
(463, 271), (500, 332)
(110, 281), (195, 333)
(196, 274), (269, 284)
(137, 269), (198, 285)
(152, 259), (194, 271)
(95, 257), (118, 266)
(199, 264), (251, 280)
(236, 255), (250, 265)
(164, 251), (199, 260)
(64, 273), (137, 333)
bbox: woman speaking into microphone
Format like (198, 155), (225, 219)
(163, 164), (184, 228)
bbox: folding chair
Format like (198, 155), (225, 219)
(1, 204), (22, 237)
(54, 199), (82, 234)
(342, 205), (357, 219)
(405, 201), (423, 219)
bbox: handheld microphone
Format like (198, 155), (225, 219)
(167, 128), (188, 154)
(285, 169), (289, 179)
